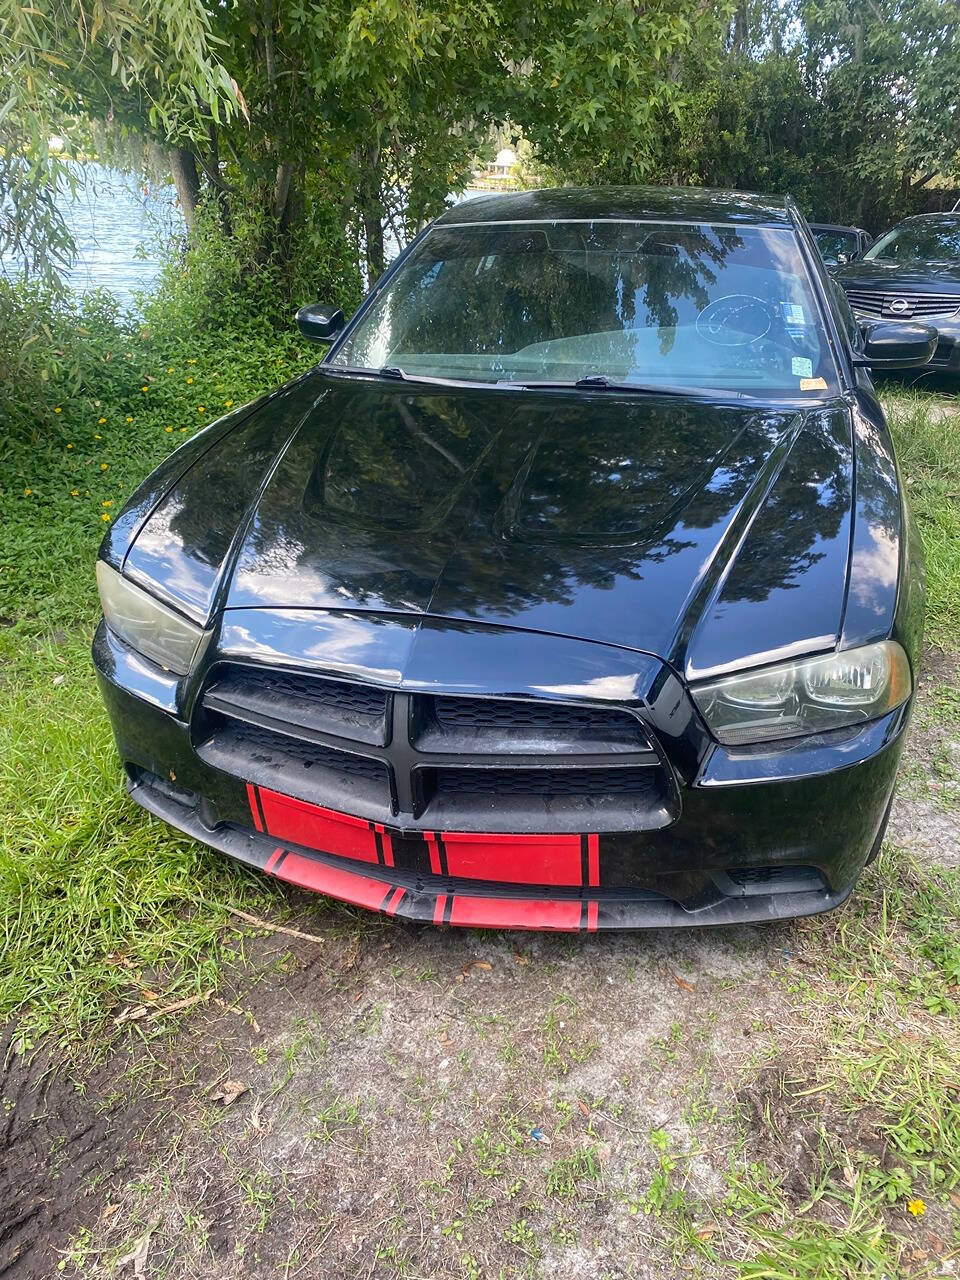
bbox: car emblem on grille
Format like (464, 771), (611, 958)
(888, 297), (910, 314)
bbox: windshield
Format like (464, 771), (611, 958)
(813, 228), (858, 263)
(864, 221), (960, 263)
(328, 220), (838, 395)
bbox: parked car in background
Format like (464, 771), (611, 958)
(835, 213), (960, 373)
(95, 187), (932, 931)
(810, 222), (873, 267)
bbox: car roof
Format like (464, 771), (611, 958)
(433, 186), (795, 228)
(809, 223), (865, 234)
(897, 212), (960, 225)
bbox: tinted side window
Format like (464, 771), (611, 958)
(828, 277), (861, 351)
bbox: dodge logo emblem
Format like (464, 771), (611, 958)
(888, 298), (910, 314)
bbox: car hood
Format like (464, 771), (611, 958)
(117, 372), (856, 679)
(835, 258), (960, 291)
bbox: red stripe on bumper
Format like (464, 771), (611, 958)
(257, 786), (380, 864)
(385, 886), (405, 916)
(586, 901), (599, 931)
(426, 834), (442, 876)
(439, 831), (583, 886)
(375, 824), (395, 868)
(447, 895), (582, 931)
(587, 833), (600, 887)
(247, 783), (264, 832)
(270, 850), (392, 912)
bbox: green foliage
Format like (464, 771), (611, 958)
(673, 57), (827, 210)
(805, 0), (960, 194)
(513, 0), (734, 186)
(141, 194), (362, 343)
(659, 0), (960, 228)
(0, 280), (313, 637)
(0, 0), (238, 287)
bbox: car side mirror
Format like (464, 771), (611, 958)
(854, 321), (937, 370)
(296, 303), (345, 343)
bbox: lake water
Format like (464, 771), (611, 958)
(0, 163), (182, 309)
(4, 164), (491, 309)
(57, 164), (182, 307)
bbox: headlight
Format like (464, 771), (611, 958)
(96, 561), (205, 675)
(691, 641), (912, 746)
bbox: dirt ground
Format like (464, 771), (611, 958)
(3, 660), (958, 1280)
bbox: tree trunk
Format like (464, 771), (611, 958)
(168, 148), (200, 230)
(272, 162), (295, 224)
(362, 201), (385, 286)
(203, 123), (232, 237)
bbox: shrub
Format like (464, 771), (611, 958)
(140, 191), (362, 344)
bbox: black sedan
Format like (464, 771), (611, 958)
(810, 222), (873, 268)
(94, 188), (933, 931)
(835, 213), (960, 373)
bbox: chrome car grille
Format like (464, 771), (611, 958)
(844, 289), (960, 320)
(194, 664), (675, 833)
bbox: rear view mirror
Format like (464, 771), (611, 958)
(836, 252), (850, 265)
(855, 321), (937, 370)
(296, 303), (345, 343)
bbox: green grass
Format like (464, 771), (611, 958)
(884, 382), (960, 650)
(0, 312), (314, 1043)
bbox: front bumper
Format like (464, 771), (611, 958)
(93, 619), (909, 931)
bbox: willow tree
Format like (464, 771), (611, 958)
(0, 0), (238, 285)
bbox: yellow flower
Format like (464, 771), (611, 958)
(98, 416), (106, 424)
(167, 366), (174, 374)
(125, 415), (133, 423)
(180, 427), (187, 432)
(23, 488), (32, 496)
(70, 489), (79, 497)
(101, 513), (111, 522)
(94, 433), (102, 439)
(225, 400), (234, 407)
(197, 405), (205, 413)
(141, 385), (149, 392)
(100, 463), (109, 471)
(66, 443), (74, 449)
(907, 1199), (925, 1217)
(54, 406), (62, 413)
(187, 358), (196, 364)
(186, 377), (194, 384)
(102, 500), (113, 508)
(165, 426), (173, 433)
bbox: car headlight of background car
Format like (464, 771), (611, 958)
(692, 640), (912, 745)
(96, 561), (205, 675)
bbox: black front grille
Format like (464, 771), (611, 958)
(193, 664), (676, 833)
(203, 666), (389, 745)
(433, 766), (653, 798)
(845, 288), (960, 320)
(418, 694), (650, 755)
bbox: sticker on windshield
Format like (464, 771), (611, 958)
(800, 377), (828, 391)
(792, 356), (814, 378)
(782, 303), (806, 325)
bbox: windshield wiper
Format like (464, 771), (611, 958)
(515, 376), (733, 398)
(322, 364), (476, 389)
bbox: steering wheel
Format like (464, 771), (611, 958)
(696, 294), (774, 347)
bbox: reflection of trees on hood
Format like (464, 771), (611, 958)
(219, 383), (855, 619)
(714, 411), (851, 604)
